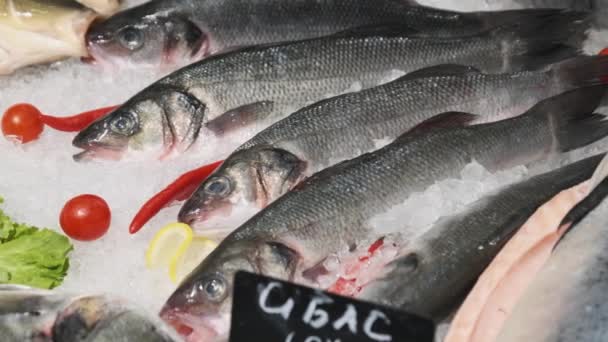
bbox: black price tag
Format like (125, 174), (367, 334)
(229, 271), (435, 342)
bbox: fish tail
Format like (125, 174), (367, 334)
(477, 8), (567, 29)
(552, 55), (608, 89)
(544, 86), (608, 152)
(556, 153), (608, 247)
(498, 10), (591, 69)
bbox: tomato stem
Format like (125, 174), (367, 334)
(129, 161), (224, 234)
(40, 105), (119, 132)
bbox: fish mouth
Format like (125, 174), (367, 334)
(178, 202), (236, 234)
(84, 43), (129, 70)
(191, 225), (234, 240)
(72, 128), (127, 161)
(73, 145), (125, 161)
(160, 308), (222, 342)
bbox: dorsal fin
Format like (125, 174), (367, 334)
(407, 111), (478, 135)
(401, 64), (482, 81)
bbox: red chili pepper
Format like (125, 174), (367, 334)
(40, 105), (119, 132)
(129, 160), (224, 234)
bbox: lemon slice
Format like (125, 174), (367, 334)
(170, 236), (218, 283)
(145, 223), (193, 269)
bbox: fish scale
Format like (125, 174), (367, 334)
(496, 183), (608, 342)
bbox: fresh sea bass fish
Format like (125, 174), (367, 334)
(178, 56), (608, 231)
(72, 14), (588, 161)
(495, 179), (608, 342)
(358, 153), (605, 321)
(0, 285), (179, 342)
(159, 88), (608, 342)
(84, 0), (570, 69)
(0, 0), (99, 75)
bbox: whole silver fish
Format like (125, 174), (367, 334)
(72, 13), (588, 161)
(84, 0), (570, 69)
(178, 56), (608, 231)
(160, 88), (608, 342)
(359, 153), (605, 321)
(496, 179), (608, 342)
(0, 285), (178, 342)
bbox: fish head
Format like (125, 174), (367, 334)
(0, 287), (176, 341)
(161, 238), (300, 341)
(72, 85), (206, 161)
(52, 296), (111, 340)
(85, 5), (206, 70)
(160, 240), (257, 341)
(178, 147), (307, 229)
(0, 286), (67, 339)
(52, 296), (177, 342)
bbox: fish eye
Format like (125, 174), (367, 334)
(118, 26), (144, 51)
(110, 112), (138, 135)
(196, 276), (227, 303)
(204, 177), (231, 197)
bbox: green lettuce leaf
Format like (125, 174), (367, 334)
(0, 197), (73, 289)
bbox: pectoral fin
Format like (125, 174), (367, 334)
(206, 101), (275, 135)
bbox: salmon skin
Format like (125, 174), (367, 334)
(446, 152), (608, 342)
(496, 177), (608, 342)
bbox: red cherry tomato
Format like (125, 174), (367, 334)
(1, 104), (44, 143)
(60, 195), (111, 241)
